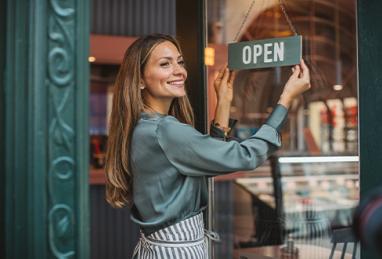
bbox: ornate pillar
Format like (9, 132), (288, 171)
(4, 0), (90, 258)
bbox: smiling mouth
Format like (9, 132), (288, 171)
(167, 80), (185, 87)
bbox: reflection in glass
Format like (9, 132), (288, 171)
(207, 0), (359, 258)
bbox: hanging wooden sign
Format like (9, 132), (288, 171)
(228, 35), (302, 70)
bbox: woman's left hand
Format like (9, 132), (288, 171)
(278, 59), (311, 108)
(214, 66), (236, 104)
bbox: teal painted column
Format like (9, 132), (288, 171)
(4, 0), (90, 258)
(0, 0), (6, 257)
(358, 1), (382, 258)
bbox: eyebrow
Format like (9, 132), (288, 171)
(158, 56), (184, 61)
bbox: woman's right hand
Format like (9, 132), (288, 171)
(213, 66), (236, 129)
(214, 66), (236, 105)
(278, 59), (311, 108)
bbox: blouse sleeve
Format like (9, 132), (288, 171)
(209, 118), (238, 141)
(156, 105), (288, 177)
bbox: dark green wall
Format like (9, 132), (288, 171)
(0, 0), (5, 257)
(358, 1), (382, 258)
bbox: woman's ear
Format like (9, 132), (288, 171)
(139, 80), (145, 90)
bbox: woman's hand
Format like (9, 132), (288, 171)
(278, 59), (311, 108)
(214, 66), (236, 105)
(213, 66), (236, 129)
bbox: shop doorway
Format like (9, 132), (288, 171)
(206, 1), (359, 258)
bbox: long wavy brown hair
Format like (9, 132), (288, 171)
(105, 34), (194, 208)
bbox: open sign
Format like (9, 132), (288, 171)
(228, 36), (302, 70)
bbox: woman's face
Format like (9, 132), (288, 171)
(142, 41), (187, 100)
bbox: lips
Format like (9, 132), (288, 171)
(167, 80), (185, 87)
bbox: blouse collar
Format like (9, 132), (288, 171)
(140, 111), (167, 119)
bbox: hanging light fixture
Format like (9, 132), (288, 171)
(334, 0), (343, 91)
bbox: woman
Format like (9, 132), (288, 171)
(105, 34), (310, 258)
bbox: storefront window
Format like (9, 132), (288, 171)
(207, 0), (359, 258)
(89, 64), (116, 171)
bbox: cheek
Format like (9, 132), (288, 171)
(143, 71), (170, 94)
(145, 70), (172, 85)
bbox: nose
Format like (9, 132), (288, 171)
(173, 63), (187, 77)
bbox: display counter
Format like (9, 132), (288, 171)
(213, 155), (359, 258)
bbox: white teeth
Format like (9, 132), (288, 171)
(168, 81), (184, 86)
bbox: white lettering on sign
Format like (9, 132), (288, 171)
(274, 42), (285, 62)
(253, 45), (262, 64)
(241, 41), (285, 64)
(242, 46), (251, 64)
(264, 43), (273, 63)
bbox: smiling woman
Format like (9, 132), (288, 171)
(141, 41), (188, 113)
(105, 33), (310, 259)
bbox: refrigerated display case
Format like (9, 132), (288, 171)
(240, 157), (357, 232)
(214, 155), (359, 258)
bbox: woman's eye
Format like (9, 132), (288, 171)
(178, 60), (186, 66)
(160, 62), (170, 67)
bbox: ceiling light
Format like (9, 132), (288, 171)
(204, 47), (215, 66)
(88, 56), (96, 62)
(333, 84), (343, 91)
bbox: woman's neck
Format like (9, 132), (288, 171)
(143, 96), (173, 115)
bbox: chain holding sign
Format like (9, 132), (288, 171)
(228, 0), (302, 70)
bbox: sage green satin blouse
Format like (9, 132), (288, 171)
(130, 105), (288, 234)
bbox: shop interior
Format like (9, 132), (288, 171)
(206, 0), (359, 258)
(87, 0), (359, 258)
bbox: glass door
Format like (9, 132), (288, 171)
(206, 1), (359, 258)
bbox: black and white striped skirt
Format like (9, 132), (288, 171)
(132, 213), (216, 259)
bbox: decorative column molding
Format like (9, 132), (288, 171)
(47, 1), (77, 257)
(4, 0), (90, 258)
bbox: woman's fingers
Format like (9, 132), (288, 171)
(300, 58), (308, 69)
(216, 66), (226, 81)
(214, 66), (227, 92)
(228, 70), (236, 85)
(291, 65), (300, 79)
(280, 59), (311, 107)
(300, 60), (307, 73)
(214, 67), (234, 103)
(300, 59), (310, 83)
(221, 68), (230, 83)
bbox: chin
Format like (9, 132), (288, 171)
(176, 91), (187, 98)
(174, 91), (187, 98)
(166, 87), (187, 98)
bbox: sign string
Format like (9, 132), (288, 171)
(279, 0), (298, 35)
(233, 0), (299, 42)
(233, 0), (256, 42)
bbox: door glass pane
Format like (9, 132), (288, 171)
(206, 1), (359, 258)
